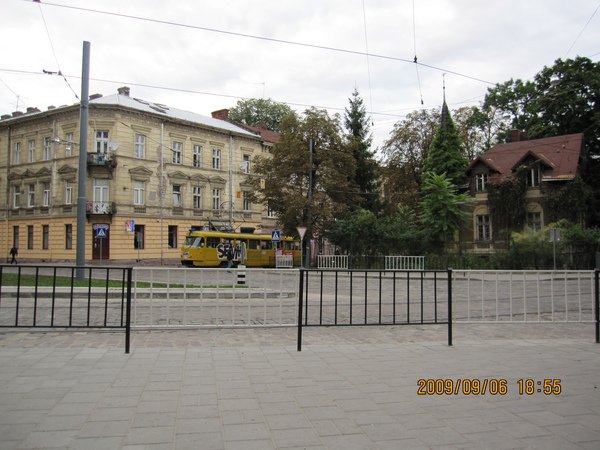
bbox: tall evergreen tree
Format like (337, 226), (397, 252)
(422, 99), (468, 186)
(344, 89), (380, 212)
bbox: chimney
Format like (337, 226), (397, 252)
(47, 105), (56, 110)
(211, 109), (229, 120)
(117, 86), (130, 97)
(26, 107), (41, 114)
(89, 93), (103, 100)
(12, 111), (24, 117)
(1, 114), (12, 120)
(509, 130), (529, 142)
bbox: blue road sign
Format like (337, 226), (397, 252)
(271, 230), (281, 242)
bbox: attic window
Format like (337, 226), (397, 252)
(526, 168), (540, 188)
(475, 173), (488, 192)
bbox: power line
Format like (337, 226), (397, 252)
(362, 0), (374, 126)
(565, 2), (600, 57)
(0, 67), (416, 119)
(31, 0), (495, 85)
(36, 0), (79, 100)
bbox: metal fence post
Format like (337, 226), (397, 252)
(595, 269), (599, 344)
(448, 268), (453, 346)
(297, 269), (304, 351)
(125, 267), (133, 354)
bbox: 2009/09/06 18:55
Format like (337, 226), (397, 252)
(416, 378), (562, 396)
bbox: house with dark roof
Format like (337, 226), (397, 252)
(462, 132), (584, 253)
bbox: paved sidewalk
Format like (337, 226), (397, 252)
(0, 324), (599, 449)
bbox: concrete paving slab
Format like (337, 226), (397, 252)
(0, 323), (598, 449)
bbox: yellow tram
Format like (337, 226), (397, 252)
(180, 229), (301, 267)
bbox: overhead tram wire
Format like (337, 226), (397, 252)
(31, 0), (495, 86)
(36, 0), (79, 100)
(412, 0), (424, 106)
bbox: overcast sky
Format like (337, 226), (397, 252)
(1, 0), (599, 151)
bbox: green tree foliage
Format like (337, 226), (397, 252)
(228, 98), (294, 132)
(251, 108), (358, 239)
(422, 101), (468, 186)
(381, 109), (440, 211)
(419, 172), (471, 251)
(326, 207), (424, 256)
(326, 208), (379, 255)
(343, 89), (380, 212)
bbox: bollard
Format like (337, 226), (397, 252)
(237, 265), (246, 285)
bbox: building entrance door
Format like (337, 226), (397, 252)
(92, 223), (110, 260)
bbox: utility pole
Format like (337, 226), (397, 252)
(76, 41), (90, 279)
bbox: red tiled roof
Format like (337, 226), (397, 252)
(467, 133), (583, 181)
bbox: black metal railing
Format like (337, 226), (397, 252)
(297, 268), (453, 350)
(0, 265), (132, 353)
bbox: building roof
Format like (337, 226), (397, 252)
(91, 93), (258, 138)
(1, 88), (259, 140)
(467, 133), (583, 181)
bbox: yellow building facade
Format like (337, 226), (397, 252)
(0, 87), (276, 263)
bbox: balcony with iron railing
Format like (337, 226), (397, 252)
(87, 152), (117, 169)
(86, 201), (116, 217)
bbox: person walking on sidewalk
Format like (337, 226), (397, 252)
(9, 246), (18, 264)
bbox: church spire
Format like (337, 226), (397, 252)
(440, 73), (449, 132)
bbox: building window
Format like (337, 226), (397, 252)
(243, 191), (251, 211)
(134, 224), (145, 249)
(95, 131), (109, 154)
(267, 203), (276, 218)
(12, 186), (21, 209)
(476, 214), (491, 241)
(527, 212), (542, 231)
(168, 225), (178, 248)
(27, 184), (35, 208)
(193, 145), (202, 168)
(133, 181), (145, 205)
(43, 137), (52, 160)
(42, 183), (50, 207)
(475, 173), (487, 192)
(172, 141), (183, 164)
(13, 142), (21, 164)
(527, 168), (540, 187)
(65, 132), (74, 157)
(193, 186), (202, 209)
(212, 188), (221, 210)
(42, 225), (49, 250)
(212, 148), (221, 170)
(172, 185), (182, 207)
(28, 139), (36, 162)
(65, 224), (73, 249)
(27, 225), (34, 250)
(242, 154), (251, 174)
(13, 225), (19, 249)
(135, 134), (146, 159)
(65, 182), (73, 205)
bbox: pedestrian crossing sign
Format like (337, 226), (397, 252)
(95, 228), (107, 238)
(271, 230), (281, 242)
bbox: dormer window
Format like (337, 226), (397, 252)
(526, 167), (540, 187)
(475, 173), (488, 192)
